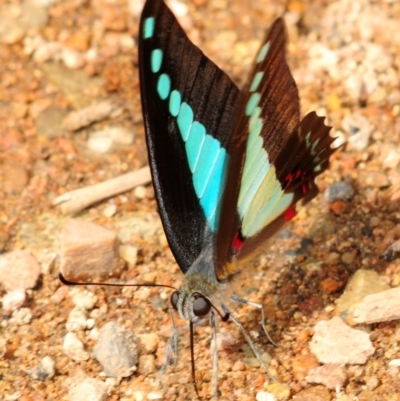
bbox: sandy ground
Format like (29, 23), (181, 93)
(1, 0), (400, 400)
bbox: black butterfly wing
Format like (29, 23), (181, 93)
(139, 0), (242, 273)
(216, 19), (337, 278)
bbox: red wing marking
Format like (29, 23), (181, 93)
(231, 231), (245, 254)
(284, 205), (296, 221)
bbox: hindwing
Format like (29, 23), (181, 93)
(216, 19), (337, 278)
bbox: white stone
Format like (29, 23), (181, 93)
(66, 307), (88, 332)
(72, 290), (98, 310)
(1, 290), (26, 313)
(63, 332), (89, 361)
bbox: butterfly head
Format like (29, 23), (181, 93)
(170, 289), (212, 323)
(169, 248), (225, 323)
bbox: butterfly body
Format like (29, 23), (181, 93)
(173, 246), (226, 322)
(139, 0), (338, 393)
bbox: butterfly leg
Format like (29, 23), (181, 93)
(221, 303), (278, 382)
(210, 310), (220, 399)
(163, 307), (179, 371)
(231, 294), (279, 347)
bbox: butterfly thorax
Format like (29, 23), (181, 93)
(171, 248), (227, 322)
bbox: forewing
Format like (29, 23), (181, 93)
(139, 0), (242, 273)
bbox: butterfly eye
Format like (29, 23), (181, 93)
(192, 294), (211, 317)
(170, 291), (179, 310)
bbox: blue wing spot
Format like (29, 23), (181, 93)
(245, 137), (266, 179)
(169, 90), (181, 117)
(143, 17), (155, 39)
(248, 117), (263, 150)
(257, 42), (270, 63)
(245, 92), (261, 116)
(193, 135), (220, 198)
(236, 38), (299, 237)
(254, 191), (293, 235)
(249, 106), (261, 131)
(311, 138), (320, 156)
(249, 71), (264, 92)
(186, 121), (206, 172)
(147, 44), (226, 232)
(238, 151), (270, 218)
(200, 147), (227, 231)
(157, 73), (171, 100)
(305, 131), (312, 148)
(177, 102), (194, 141)
(151, 49), (163, 73)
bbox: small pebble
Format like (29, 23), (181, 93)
(0, 338), (6, 358)
(62, 100), (117, 131)
(87, 134), (113, 153)
(306, 363), (347, 389)
(3, 163), (29, 194)
(61, 48), (85, 69)
(383, 239), (400, 261)
(108, 126), (135, 145)
(1, 290), (26, 314)
(93, 321), (138, 378)
(358, 170), (389, 188)
(63, 332), (89, 361)
(66, 307), (89, 332)
(336, 269), (390, 319)
(232, 360), (246, 372)
(134, 185), (147, 199)
(88, 327), (99, 341)
(69, 377), (108, 401)
(59, 218), (121, 282)
(38, 251), (57, 274)
(169, 0), (188, 17)
(324, 181), (355, 202)
(0, 250), (41, 291)
(33, 40), (62, 62)
(0, 23), (24, 44)
(293, 385), (331, 401)
(256, 391), (276, 401)
(119, 244), (138, 265)
(343, 112), (373, 151)
(382, 147), (400, 169)
(28, 356), (55, 381)
(214, 331), (238, 351)
(103, 204), (117, 218)
(265, 383), (291, 398)
(341, 251), (356, 264)
(86, 318), (96, 329)
(310, 316), (375, 364)
(292, 354), (319, 381)
(369, 216), (380, 227)
(11, 307), (32, 325)
(137, 332), (159, 354)
(87, 127), (134, 153)
(51, 286), (69, 304)
(365, 375), (379, 390)
(353, 287), (400, 324)
(320, 278), (341, 294)
(147, 392), (164, 400)
(138, 354), (156, 375)
(325, 252), (340, 264)
(72, 290), (98, 310)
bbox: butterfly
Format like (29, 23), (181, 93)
(139, 0), (338, 396)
